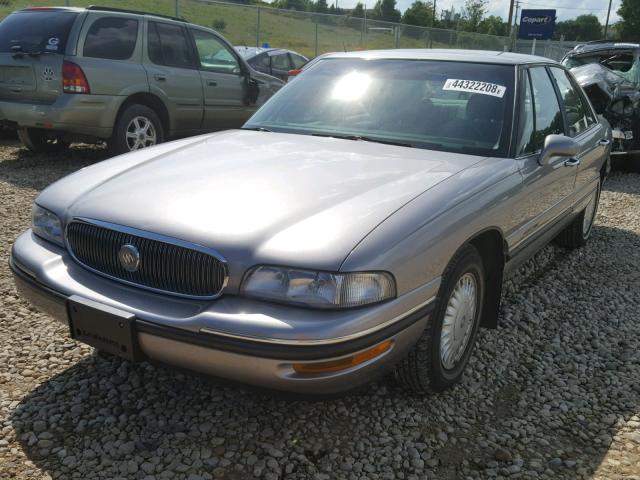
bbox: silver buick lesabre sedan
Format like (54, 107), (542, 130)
(11, 50), (611, 395)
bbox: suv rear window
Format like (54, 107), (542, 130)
(0, 10), (78, 54)
(83, 17), (138, 60)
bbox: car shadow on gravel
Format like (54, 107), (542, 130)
(6, 182), (640, 480)
(0, 143), (109, 191)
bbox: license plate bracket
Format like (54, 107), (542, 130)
(67, 295), (141, 362)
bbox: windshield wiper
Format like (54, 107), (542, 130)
(310, 133), (415, 148)
(241, 126), (272, 132)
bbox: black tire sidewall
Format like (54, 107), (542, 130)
(18, 128), (69, 153)
(111, 105), (164, 156)
(581, 181), (601, 242)
(428, 246), (485, 387)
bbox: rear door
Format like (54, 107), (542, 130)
(268, 51), (292, 81)
(143, 20), (203, 135)
(548, 66), (608, 194)
(189, 27), (248, 130)
(0, 9), (79, 104)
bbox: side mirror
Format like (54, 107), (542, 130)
(243, 77), (260, 105)
(538, 134), (580, 166)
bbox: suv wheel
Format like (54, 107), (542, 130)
(17, 128), (69, 154)
(110, 104), (164, 156)
(395, 244), (485, 394)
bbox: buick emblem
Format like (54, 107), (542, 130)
(118, 244), (140, 272)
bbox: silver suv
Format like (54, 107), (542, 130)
(0, 6), (283, 155)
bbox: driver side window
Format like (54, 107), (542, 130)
(191, 29), (239, 74)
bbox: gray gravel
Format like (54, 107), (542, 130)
(1, 141), (640, 480)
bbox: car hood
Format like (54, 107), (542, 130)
(40, 130), (481, 276)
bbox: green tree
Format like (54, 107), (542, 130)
(618, 0), (640, 41)
(554, 14), (602, 41)
(402, 0), (435, 27)
(314, 0), (329, 13)
(462, 0), (487, 31)
(373, 0), (401, 22)
(478, 15), (507, 36)
(351, 2), (365, 17)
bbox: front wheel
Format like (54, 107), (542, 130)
(17, 128), (70, 154)
(109, 104), (164, 156)
(554, 180), (600, 249)
(395, 244), (485, 394)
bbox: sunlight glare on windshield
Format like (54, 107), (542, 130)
(331, 71), (372, 101)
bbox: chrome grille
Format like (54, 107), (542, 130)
(66, 221), (227, 298)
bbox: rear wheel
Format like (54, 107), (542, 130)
(17, 128), (69, 154)
(109, 104), (164, 156)
(395, 244), (485, 394)
(554, 180), (600, 249)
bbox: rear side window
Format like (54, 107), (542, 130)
(271, 53), (291, 70)
(83, 17), (138, 60)
(0, 10), (78, 53)
(549, 67), (596, 136)
(148, 21), (193, 69)
(290, 53), (307, 69)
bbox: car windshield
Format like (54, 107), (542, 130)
(245, 58), (515, 156)
(0, 10), (78, 54)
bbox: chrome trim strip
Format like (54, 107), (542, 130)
(65, 218), (229, 300)
(199, 295), (436, 346)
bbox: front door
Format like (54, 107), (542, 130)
(510, 66), (578, 250)
(190, 28), (249, 130)
(143, 20), (204, 135)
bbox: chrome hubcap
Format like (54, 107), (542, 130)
(440, 272), (477, 370)
(126, 116), (157, 151)
(582, 188), (598, 236)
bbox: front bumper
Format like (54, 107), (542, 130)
(10, 230), (437, 394)
(0, 93), (123, 139)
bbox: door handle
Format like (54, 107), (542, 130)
(154, 74), (167, 82)
(598, 138), (611, 147)
(564, 158), (581, 167)
(206, 80), (217, 87)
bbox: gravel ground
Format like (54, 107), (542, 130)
(1, 141), (639, 480)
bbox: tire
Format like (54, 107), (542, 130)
(17, 128), (69, 154)
(554, 180), (600, 249)
(109, 104), (164, 156)
(395, 244), (485, 394)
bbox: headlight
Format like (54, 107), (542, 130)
(241, 266), (396, 309)
(32, 204), (64, 246)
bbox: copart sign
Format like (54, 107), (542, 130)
(518, 9), (556, 40)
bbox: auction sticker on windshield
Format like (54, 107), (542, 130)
(443, 79), (506, 98)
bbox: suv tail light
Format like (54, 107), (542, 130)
(63, 61), (90, 94)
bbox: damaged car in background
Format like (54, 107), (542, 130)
(564, 42), (640, 157)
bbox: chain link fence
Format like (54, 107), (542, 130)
(0, 0), (576, 61)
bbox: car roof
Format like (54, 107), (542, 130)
(17, 5), (187, 23)
(320, 49), (556, 65)
(235, 46), (302, 59)
(567, 41), (640, 56)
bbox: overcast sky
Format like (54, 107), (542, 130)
(334, 0), (622, 24)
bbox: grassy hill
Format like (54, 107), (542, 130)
(0, 0), (509, 59)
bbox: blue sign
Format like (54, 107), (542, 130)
(518, 9), (556, 40)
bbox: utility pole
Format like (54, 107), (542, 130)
(604, 0), (613, 39)
(432, 0), (437, 27)
(514, 1), (520, 32)
(507, 0), (515, 36)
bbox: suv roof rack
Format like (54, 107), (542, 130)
(86, 5), (186, 22)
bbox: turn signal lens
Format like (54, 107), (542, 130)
(292, 340), (393, 375)
(288, 68), (303, 77)
(63, 61), (90, 94)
